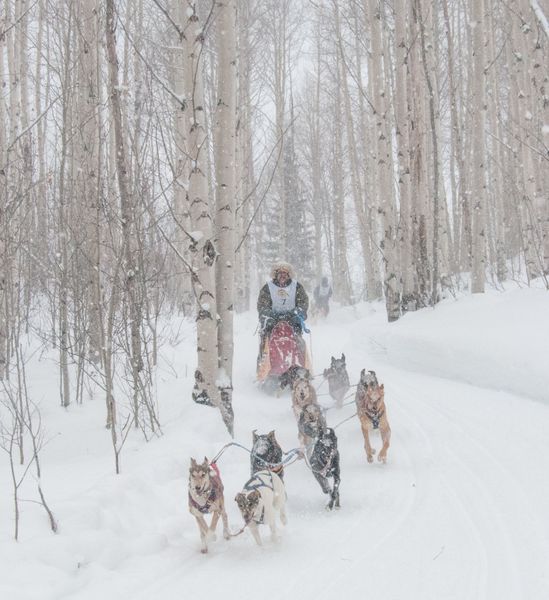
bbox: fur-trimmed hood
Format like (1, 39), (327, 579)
(270, 261), (295, 280)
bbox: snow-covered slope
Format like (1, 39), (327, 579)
(1, 283), (548, 600)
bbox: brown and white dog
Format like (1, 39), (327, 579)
(188, 457), (230, 553)
(279, 366), (319, 445)
(355, 370), (391, 464)
(235, 470), (287, 546)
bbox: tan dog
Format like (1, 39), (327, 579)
(291, 378), (318, 421)
(355, 370), (391, 463)
(188, 457), (230, 553)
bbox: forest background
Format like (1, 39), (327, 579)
(0, 0), (548, 482)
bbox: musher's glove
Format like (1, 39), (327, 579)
(260, 311), (275, 332)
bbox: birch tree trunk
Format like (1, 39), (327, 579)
(183, 1), (222, 421)
(106, 0), (143, 423)
(352, 6), (381, 300)
(171, 0), (194, 315)
(234, 0), (254, 313)
(335, 2), (370, 301)
(332, 51), (352, 305)
(393, 0), (414, 308)
(470, 0), (486, 293)
(76, 0), (102, 364)
(415, 0), (441, 304)
(367, 0), (400, 320)
(214, 0), (237, 436)
(0, 5), (7, 380)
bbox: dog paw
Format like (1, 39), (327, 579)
(223, 530), (231, 540)
(367, 454), (374, 463)
(378, 454), (387, 463)
(201, 547), (208, 554)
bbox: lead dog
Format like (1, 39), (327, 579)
(235, 470), (287, 546)
(188, 457), (230, 553)
(355, 370), (391, 463)
(323, 354), (350, 408)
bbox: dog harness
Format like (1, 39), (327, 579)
(189, 474), (222, 514)
(357, 384), (384, 429)
(244, 473), (275, 492)
(243, 473), (275, 525)
(311, 430), (338, 477)
(363, 406), (384, 429)
(315, 448), (337, 478)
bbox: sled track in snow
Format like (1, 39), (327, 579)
(390, 376), (547, 600)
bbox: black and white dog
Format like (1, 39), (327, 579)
(323, 354), (350, 408)
(250, 430), (284, 481)
(299, 407), (341, 510)
(310, 427), (341, 510)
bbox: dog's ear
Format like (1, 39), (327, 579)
(202, 457), (209, 467)
(190, 457), (197, 468)
(252, 430), (258, 442)
(379, 383), (384, 393)
(268, 430), (276, 440)
(360, 368), (365, 378)
(248, 490), (260, 502)
(235, 492), (245, 505)
(331, 356), (336, 365)
(341, 353), (345, 363)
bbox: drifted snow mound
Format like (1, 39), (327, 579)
(382, 283), (548, 403)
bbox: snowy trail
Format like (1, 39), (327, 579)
(398, 374), (547, 599)
(2, 290), (549, 600)
(136, 316), (549, 600)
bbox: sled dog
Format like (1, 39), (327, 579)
(298, 402), (326, 451)
(235, 470), (287, 545)
(279, 365), (311, 391)
(355, 370), (391, 463)
(250, 430), (284, 480)
(188, 457), (230, 553)
(323, 354), (351, 408)
(309, 426), (341, 510)
(291, 377), (319, 423)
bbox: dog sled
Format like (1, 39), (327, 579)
(257, 319), (311, 393)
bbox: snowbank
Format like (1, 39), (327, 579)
(380, 283), (548, 403)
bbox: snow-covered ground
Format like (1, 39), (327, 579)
(1, 282), (548, 600)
